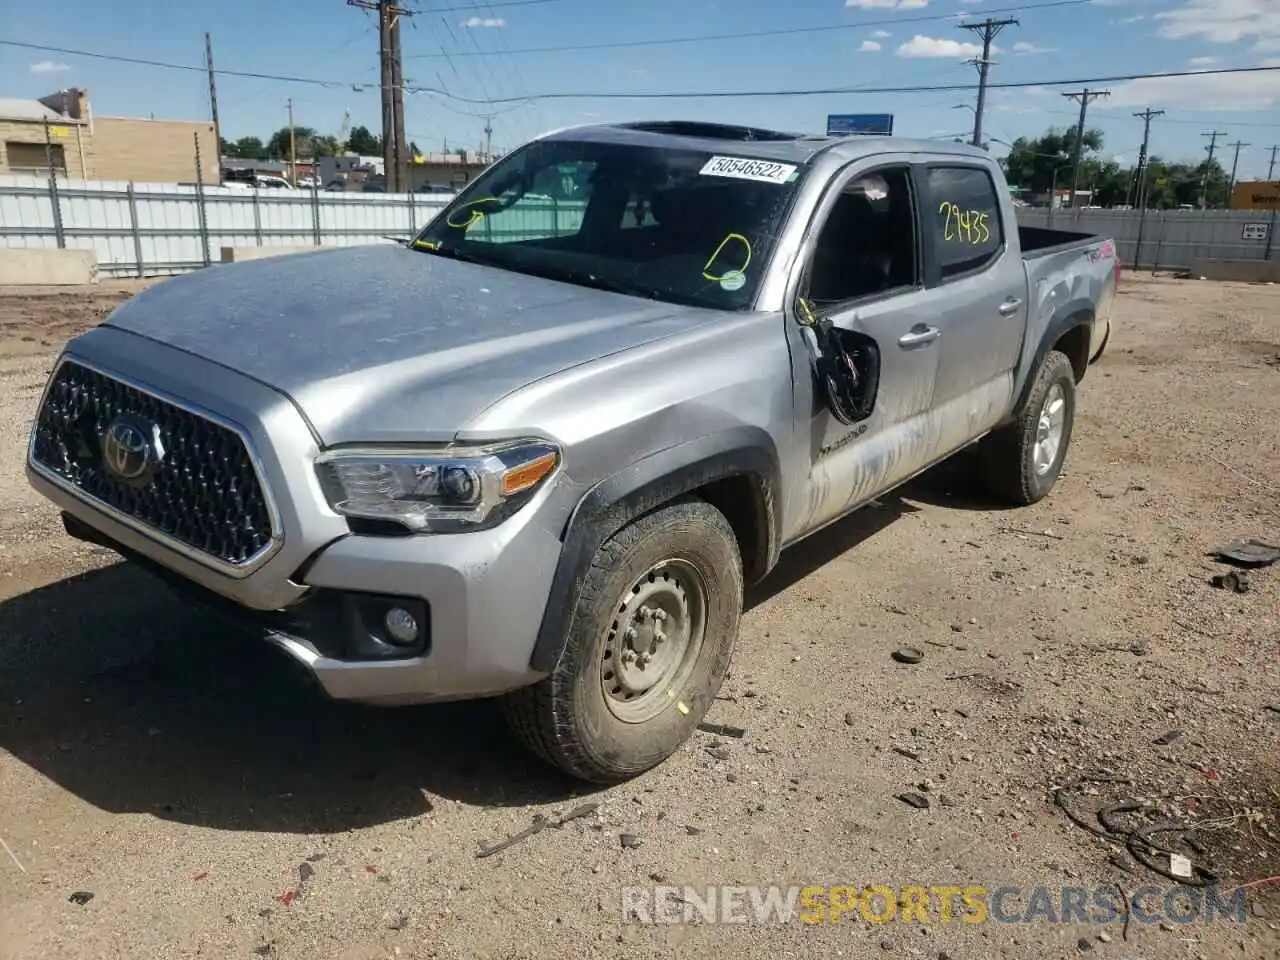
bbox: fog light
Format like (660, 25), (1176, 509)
(383, 607), (420, 645)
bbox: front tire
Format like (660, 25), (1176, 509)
(981, 349), (1076, 505)
(502, 498), (743, 783)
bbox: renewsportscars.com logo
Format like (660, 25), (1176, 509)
(621, 884), (1252, 926)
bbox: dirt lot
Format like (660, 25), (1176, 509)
(0, 276), (1277, 960)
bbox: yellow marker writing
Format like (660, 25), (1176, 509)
(445, 197), (499, 230)
(702, 232), (753, 282)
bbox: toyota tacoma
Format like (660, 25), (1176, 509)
(26, 120), (1119, 782)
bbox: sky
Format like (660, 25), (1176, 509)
(3, 0), (1279, 180)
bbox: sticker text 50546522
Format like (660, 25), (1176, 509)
(700, 156), (799, 185)
(938, 201), (992, 246)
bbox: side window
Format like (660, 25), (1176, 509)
(927, 166), (1003, 279)
(805, 166), (919, 307)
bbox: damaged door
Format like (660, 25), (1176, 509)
(785, 160), (946, 536)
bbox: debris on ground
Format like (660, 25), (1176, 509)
(619, 833), (642, 849)
(67, 891), (93, 906)
(1210, 537), (1280, 567)
(1210, 570), (1251, 593)
(298, 862), (315, 883)
(1152, 729), (1183, 746)
(705, 746), (732, 761)
(697, 721), (746, 739)
(475, 803), (602, 859)
(892, 647), (924, 665)
(1053, 777), (1220, 886)
(896, 792), (931, 810)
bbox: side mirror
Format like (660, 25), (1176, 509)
(799, 301), (880, 426)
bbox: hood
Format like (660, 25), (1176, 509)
(106, 245), (714, 444)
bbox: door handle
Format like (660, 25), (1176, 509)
(898, 324), (941, 348)
(998, 297), (1024, 316)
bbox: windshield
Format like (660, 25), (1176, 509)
(411, 137), (807, 310)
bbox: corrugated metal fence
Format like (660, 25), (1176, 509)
(2, 172), (1275, 277)
(1017, 207), (1276, 271)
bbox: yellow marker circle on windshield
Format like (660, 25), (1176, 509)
(702, 233), (753, 282)
(445, 197), (500, 229)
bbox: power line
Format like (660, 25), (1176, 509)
(1267, 145), (1279, 181)
(455, 65), (1277, 105)
(404, 0), (1094, 60)
(959, 16), (1018, 148)
(425, 0), (564, 9)
(3, 38), (1279, 107)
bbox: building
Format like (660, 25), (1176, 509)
(1230, 180), (1280, 211)
(0, 87), (218, 184)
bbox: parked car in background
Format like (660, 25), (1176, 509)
(27, 120), (1119, 784)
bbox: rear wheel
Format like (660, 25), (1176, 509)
(502, 498), (743, 783)
(981, 349), (1076, 505)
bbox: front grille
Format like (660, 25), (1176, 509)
(31, 360), (275, 567)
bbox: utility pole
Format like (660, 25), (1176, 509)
(1226, 140), (1250, 201)
(205, 32), (222, 181)
(348, 0), (413, 192)
(483, 115), (494, 163)
(1132, 108), (1164, 207)
(1131, 108), (1163, 270)
(959, 17), (1018, 149)
(1265, 145), (1279, 262)
(1061, 88), (1109, 208)
(1199, 130), (1227, 209)
(288, 98), (297, 186)
(389, 5), (409, 192)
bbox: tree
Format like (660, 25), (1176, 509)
(1002, 126), (1105, 197)
(346, 125), (381, 155)
(220, 137), (236, 157)
(267, 126), (318, 160)
(232, 136), (266, 160)
(311, 135), (342, 158)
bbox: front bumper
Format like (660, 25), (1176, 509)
(28, 329), (565, 706)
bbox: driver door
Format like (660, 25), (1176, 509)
(783, 159), (947, 537)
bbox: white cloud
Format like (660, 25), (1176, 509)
(461, 16), (505, 28)
(1105, 68), (1280, 110)
(872, 29), (892, 38)
(1111, 14), (1145, 23)
(1187, 55), (1220, 65)
(846, 0), (928, 8)
(896, 34), (986, 57)
(1155, 0), (1280, 51)
(29, 61), (71, 74)
(1013, 41), (1055, 54)
(859, 40), (882, 51)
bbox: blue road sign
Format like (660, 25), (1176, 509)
(826, 114), (894, 136)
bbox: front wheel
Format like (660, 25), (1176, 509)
(980, 349), (1077, 505)
(502, 498), (743, 783)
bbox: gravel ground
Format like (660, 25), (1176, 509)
(0, 275), (1277, 960)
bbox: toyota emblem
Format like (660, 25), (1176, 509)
(102, 417), (162, 485)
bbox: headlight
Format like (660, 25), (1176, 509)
(315, 439), (560, 533)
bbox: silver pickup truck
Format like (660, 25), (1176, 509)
(26, 121), (1119, 783)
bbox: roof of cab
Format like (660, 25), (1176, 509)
(540, 120), (993, 166)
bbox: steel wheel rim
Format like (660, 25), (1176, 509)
(1033, 383), (1067, 477)
(601, 558), (708, 724)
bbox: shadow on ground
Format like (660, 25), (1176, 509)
(0, 463), (986, 836)
(0, 563), (578, 835)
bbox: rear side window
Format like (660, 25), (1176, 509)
(928, 166), (1003, 279)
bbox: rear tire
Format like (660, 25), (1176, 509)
(981, 349), (1076, 506)
(502, 498), (743, 783)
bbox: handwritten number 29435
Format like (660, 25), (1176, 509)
(938, 201), (991, 246)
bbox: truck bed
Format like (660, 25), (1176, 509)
(1019, 224), (1099, 260)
